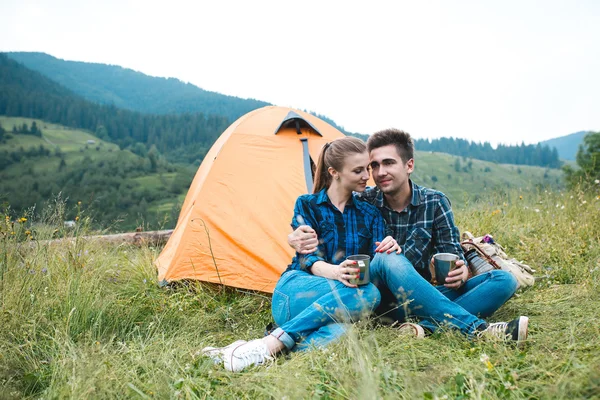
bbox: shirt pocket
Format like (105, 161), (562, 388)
(403, 227), (432, 267)
(357, 227), (373, 256)
(318, 220), (335, 259)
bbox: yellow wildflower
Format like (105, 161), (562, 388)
(519, 195), (523, 200)
(78, 201), (82, 205)
(480, 353), (494, 371)
(75, 216), (80, 221)
(25, 230), (31, 235)
(492, 209), (501, 216)
(19, 217), (27, 223)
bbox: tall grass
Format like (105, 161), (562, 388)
(1, 186), (599, 399)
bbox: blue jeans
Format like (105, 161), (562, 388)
(436, 270), (518, 318)
(370, 253), (516, 335)
(270, 269), (381, 351)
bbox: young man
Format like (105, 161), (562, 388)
(288, 128), (528, 343)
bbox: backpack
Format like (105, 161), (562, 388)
(460, 231), (535, 289)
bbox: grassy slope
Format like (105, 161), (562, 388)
(2, 117), (564, 222)
(1, 186), (599, 399)
(412, 151), (563, 207)
(0, 116), (184, 220)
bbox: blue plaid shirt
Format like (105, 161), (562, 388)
(287, 189), (386, 272)
(356, 181), (464, 281)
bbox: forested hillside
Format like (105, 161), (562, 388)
(0, 116), (194, 230)
(413, 137), (561, 168)
(5, 52), (568, 170)
(7, 52), (270, 122)
(0, 54), (228, 164)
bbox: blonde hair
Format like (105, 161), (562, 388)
(313, 137), (367, 193)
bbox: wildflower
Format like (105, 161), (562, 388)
(519, 195), (523, 200)
(561, 205), (565, 209)
(534, 209), (540, 213)
(28, 269), (35, 274)
(595, 179), (599, 184)
(41, 268), (48, 274)
(75, 216), (80, 221)
(492, 209), (501, 216)
(582, 201), (587, 205)
(480, 353), (494, 371)
(19, 217), (27, 223)
(78, 201), (82, 205)
(25, 230), (31, 235)
(10, 231), (15, 235)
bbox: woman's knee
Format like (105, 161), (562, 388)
(371, 253), (415, 276)
(356, 283), (381, 311)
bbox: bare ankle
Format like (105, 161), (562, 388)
(263, 335), (285, 355)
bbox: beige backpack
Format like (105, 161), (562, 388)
(461, 231), (536, 289)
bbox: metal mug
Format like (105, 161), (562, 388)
(433, 253), (459, 284)
(346, 254), (370, 285)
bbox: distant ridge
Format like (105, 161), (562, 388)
(539, 131), (589, 161)
(6, 52), (271, 122)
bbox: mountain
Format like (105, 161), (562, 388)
(539, 131), (589, 161)
(0, 53), (229, 164)
(6, 52), (270, 122)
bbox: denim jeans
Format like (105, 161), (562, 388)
(370, 252), (503, 335)
(435, 270), (518, 318)
(270, 269), (381, 351)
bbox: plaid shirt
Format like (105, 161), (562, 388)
(356, 181), (464, 281)
(287, 189), (386, 272)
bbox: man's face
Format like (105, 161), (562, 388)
(369, 144), (414, 196)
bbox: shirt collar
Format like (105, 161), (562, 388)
(375, 180), (422, 210)
(316, 188), (356, 207)
(409, 180), (422, 206)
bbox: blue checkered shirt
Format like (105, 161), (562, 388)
(287, 189), (386, 272)
(356, 181), (465, 281)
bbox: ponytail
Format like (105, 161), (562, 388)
(312, 137), (366, 194)
(313, 143), (331, 193)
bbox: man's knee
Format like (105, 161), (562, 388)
(491, 270), (519, 294)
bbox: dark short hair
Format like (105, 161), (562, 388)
(367, 128), (414, 163)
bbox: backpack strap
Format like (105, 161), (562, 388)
(460, 240), (502, 270)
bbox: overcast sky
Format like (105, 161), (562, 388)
(1, 0), (599, 145)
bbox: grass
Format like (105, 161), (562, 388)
(1, 185), (599, 399)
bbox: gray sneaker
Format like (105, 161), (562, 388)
(200, 340), (247, 364)
(481, 316), (529, 347)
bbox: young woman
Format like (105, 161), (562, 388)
(202, 136), (402, 372)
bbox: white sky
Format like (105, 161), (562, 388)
(1, 0), (599, 145)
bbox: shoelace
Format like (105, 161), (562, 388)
(232, 344), (272, 367)
(485, 322), (509, 337)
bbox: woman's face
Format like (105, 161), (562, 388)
(334, 151), (371, 192)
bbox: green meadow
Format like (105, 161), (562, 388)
(0, 117), (189, 230)
(1, 185), (599, 399)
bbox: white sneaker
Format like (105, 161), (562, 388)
(398, 322), (426, 339)
(224, 339), (273, 372)
(200, 340), (247, 364)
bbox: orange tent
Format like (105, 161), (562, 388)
(155, 106), (346, 293)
